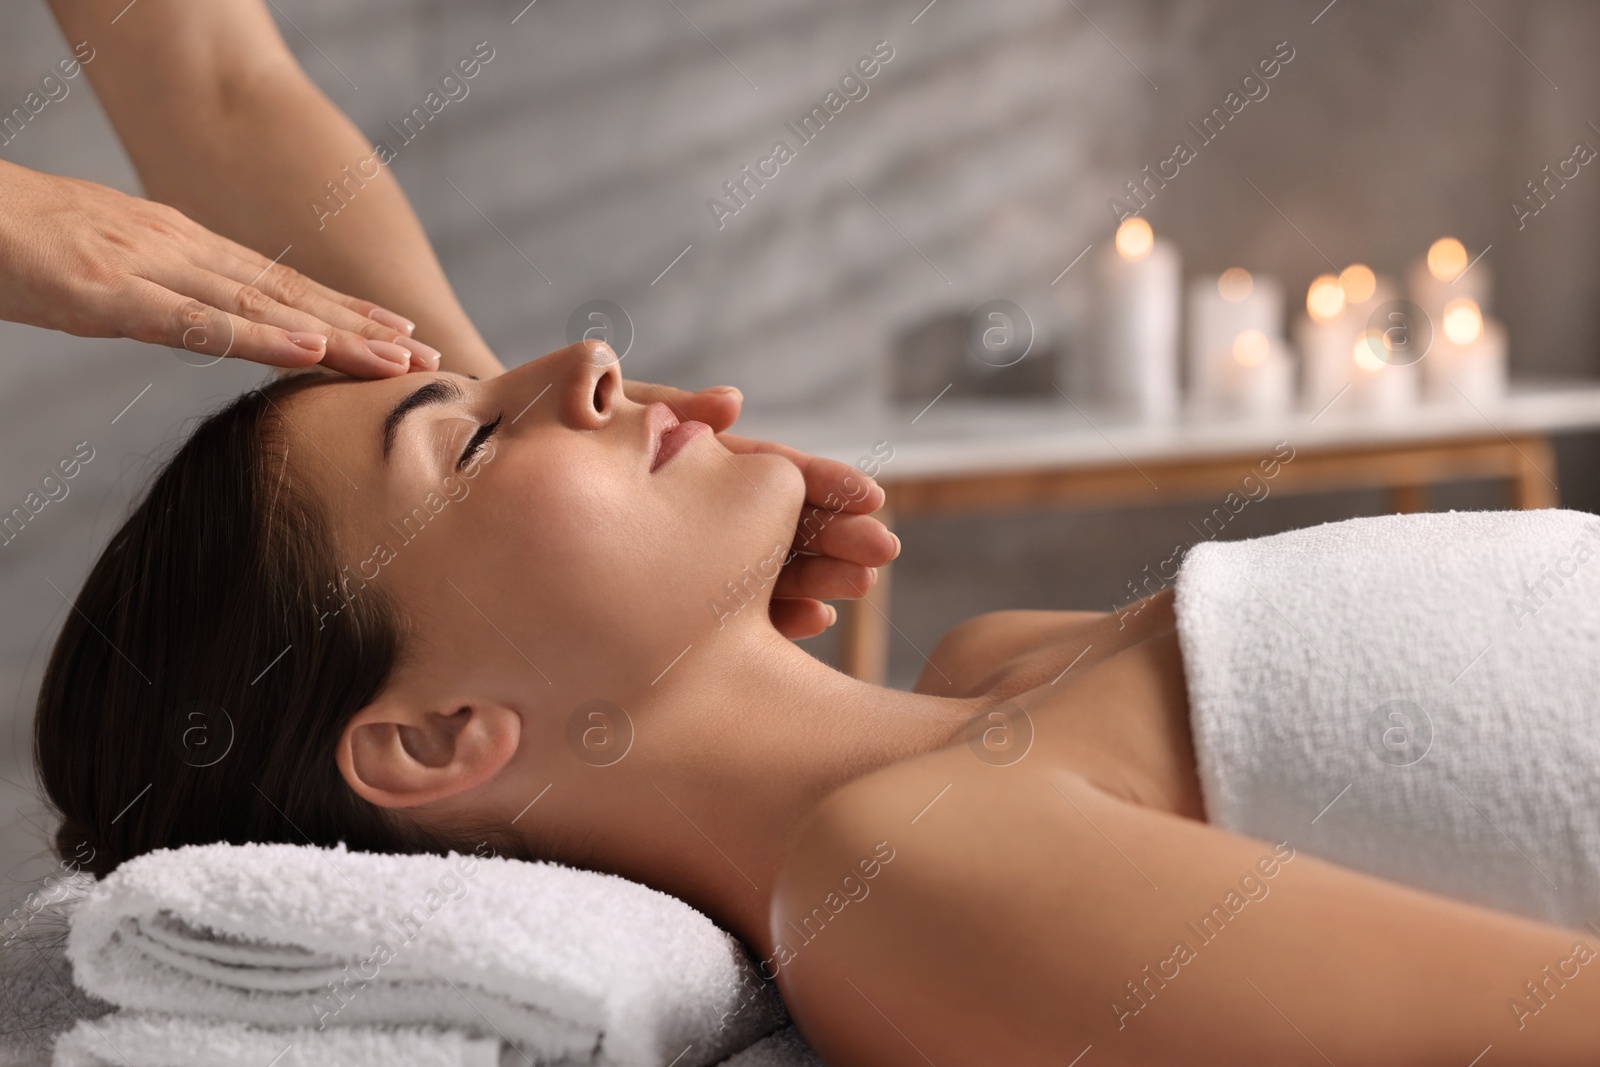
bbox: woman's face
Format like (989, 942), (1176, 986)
(277, 341), (805, 750)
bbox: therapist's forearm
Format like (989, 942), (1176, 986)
(45, 0), (504, 379)
(146, 72), (511, 378)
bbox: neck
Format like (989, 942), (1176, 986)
(536, 619), (982, 959)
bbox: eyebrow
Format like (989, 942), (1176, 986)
(381, 373), (480, 462)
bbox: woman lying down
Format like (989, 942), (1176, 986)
(34, 341), (1600, 1065)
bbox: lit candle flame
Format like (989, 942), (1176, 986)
(1232, 330), (1270, 367)
(1339, 264), (1377, 305)
(1218, 268), (1254, 302)
(1307, 274), (1345, 322)
(1353, 330), (1390, 373)
(1427, 238), (1469, 282)
(1115, 217), (1154, 261)
(1443, 298), (1484, 345)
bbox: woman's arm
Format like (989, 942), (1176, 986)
(45, 0), (503, 379)
(774, 761), (1600, 1065)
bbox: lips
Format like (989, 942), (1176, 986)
(646, 402), (712, 472)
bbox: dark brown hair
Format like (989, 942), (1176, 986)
(33, 372), (511, 879)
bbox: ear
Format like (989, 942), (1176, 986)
(336, 695), (520, 810)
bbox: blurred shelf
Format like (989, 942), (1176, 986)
(736, 379), (1600, 480)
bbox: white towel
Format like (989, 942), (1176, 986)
(47, 1017), (825, 1067)
(64, 841), (786, 1066)
(1174, 508), (1600, 930)
(50, 1014), (501, 1067)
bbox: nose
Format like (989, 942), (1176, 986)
(558, 340), (622, 431)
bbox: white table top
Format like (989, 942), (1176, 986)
(733, 380), (1600, 480)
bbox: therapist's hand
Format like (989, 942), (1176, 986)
(0, 160), (440, 377)
(623, 379), (899, 641)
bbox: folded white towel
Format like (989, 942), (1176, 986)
(50, 1014), (501, 1067)
(1174, 508), (1600, 930)
(48, 1015), (828, 1067)
(65, 841), (785, 1066)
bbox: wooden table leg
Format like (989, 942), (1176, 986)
(1509, 434), (1560, 509)
(836, 506), (894, 684)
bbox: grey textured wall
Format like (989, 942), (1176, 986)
(3, 0), (1600, 908)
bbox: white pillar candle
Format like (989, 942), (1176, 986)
(1295, 273), (1353, 411)
(1407, 237), (1492, 337)
(1336, 263), (1398, 334)
(1186, 268), (1284, 413)
(1348, 329), (1419, 414)
(1215, 329), (1293, 417)
(1424, 298), (1508, 406)
(1094, 217), (1181, 420)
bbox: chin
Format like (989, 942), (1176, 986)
(742, 450), (808, 541)
(684, 451), (806, 613)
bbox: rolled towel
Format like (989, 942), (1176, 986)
(49, 1015), (827, 1067)
(65, 841), (786, 1066)
(1174, 508), (1600, 930)
(51, 1014), (501, 1067)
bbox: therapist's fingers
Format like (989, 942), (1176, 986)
(243, 253), (417, 337)
(118, 276), (339, 368)
(228, 253), (441, 373)
(177, 244), (443, 372)
(768, 597), (835, 641)
(206, 229), (423, 339)
(789, 510), (899, 568)
(772, 554), (878, 602)
(182, 227), (439, 375)
(623, 379), (742, 433)
(717, 431), (886, 514)
(150, 264), (418, 378)
(242, 259), (440, 369)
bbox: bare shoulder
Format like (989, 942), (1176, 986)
(769, 748), (1600, 1066)
(915, 609), (1102, 696)
(767, 751), (1094, 1065)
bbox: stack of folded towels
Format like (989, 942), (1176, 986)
(40, 840), (821, 1067)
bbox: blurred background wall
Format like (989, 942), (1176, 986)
(3, 0), (1599, 906)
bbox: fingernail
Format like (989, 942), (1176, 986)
(368, 308), (415, 334)
(891, 533), (902, 554)
(287, 332), (327, 354)
(367, 339), (412, 367)
(868, 566), (879, 584)
(826, 604), (838, 625)
(710, 385), (741, 398)
(395, 337), (442, 370)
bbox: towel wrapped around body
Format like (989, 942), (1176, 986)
(1174, 508), (1600, 931)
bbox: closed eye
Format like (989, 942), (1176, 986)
(457, 412), (503, 471)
